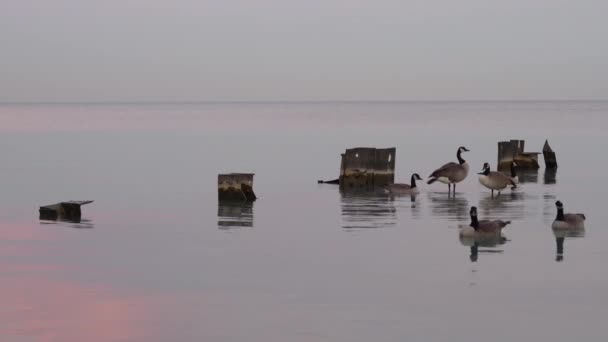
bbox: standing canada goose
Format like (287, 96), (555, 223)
(510, 161), (519, 185)
(385, 173), (423, 194)
(459, 206), (511, 237)
(552, 200), (585, 230)
(478, 162), (516, 196)
(427, 146), (470, 193)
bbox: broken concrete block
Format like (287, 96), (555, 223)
(339, 147), (396, 189)
(39, 200), (94, 221)
(218, 173), (256, 201)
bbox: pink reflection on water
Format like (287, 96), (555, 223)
(1, 273), (153, 342)
(0, 221), (160, 342)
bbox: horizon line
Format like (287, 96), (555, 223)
(1, 99), (607, 105)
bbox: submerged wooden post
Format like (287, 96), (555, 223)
(39, 200), (94, 221)
(543, 140), (558, 169)
(497, 139), (540, 171)
(218, 173), (256, 201)
(339, 147), (395, 189)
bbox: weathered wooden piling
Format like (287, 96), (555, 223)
(543, 140), (558, 169)
(339, 147), (396, 189)
(218, 173), (257, 201)
(497, 139), (540, 171)
(39, 200), (94, 221)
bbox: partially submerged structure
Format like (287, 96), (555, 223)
(338, 147), (396, 189)
(497, 140), (540, 171)
(543, 140), (558, 169)
(39, 200), (94, 221)
(218, 173), (257, 201)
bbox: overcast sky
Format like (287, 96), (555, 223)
(1, 0), (607, 102)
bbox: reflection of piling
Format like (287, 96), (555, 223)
(497, 140), (540, 171)
(39, 200), (94, 221)
(217, 201), (254, 229)
(218, 173), (256, 201)
(544, 168), (557, 185)
(339, 147), (395, 189)
(543, 140), (558, 169)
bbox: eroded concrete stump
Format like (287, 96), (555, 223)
(339, 147), (396, 189)
(39, 200), (94, 221)
(218, 173), (257, 201)
(543, 140), (558, 169)
(497, 139), (540, 171)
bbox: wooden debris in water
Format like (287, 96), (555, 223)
(497, 139), (540, 171)
(39, 200), (94, 221)
(339, 147), (396, 189)
(543, 139), (558, 169)
(218, 173), (257, 201)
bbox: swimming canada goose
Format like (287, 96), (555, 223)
(428, 146), (470, 193)
(478, 162), (516, 196)
(510, 161), (519, 185)
(552, 200), (585, 230)
(459, 206), (511, 237)
(385, 173), (423, 194)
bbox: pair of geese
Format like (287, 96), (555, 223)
(460, 200), (585, 238)
(385, 146), (518, 195)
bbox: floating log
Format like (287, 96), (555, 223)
(497, 139), (540, 171)
(39, 200), (94, 221)
(339, 147), (395, 189)
(543, 140), (558, 169)
(218, 173), (257, 201)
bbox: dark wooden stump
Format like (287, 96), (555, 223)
(543, 140), (558, 169)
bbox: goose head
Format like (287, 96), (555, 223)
(412, 173), (423, 181)
(458, 146), (470, 153)
(555, 200), (564, 209)
(477, 162), (490, 175)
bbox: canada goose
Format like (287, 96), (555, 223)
(552, 200), (585, 230)
(478, 162), (516, 196)
(510, 161), (519, 185)
(385, 173), (423, 194)
(459, 206), (511, 237)
(428, 146), (470, 193)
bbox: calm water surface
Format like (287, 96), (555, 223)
(1, 102), (607, 341)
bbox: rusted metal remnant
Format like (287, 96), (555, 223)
(39, 200), (94, 221)
(339, 147), (396, 189)
(543, 140), (558, 169)
(218, 173), (257, 201)
(497, 140), (540, 171)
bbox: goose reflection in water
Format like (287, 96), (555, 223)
(217, 201), (254, 229)
(553, 229), (585, 262)
(341, 189), (397, 229)
(427, 192), (469, 222)
(460, 236), (507, 262)
(478, 191), (532, 221)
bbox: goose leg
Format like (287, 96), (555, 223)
(491, 189), (494, 197)
(453, 183), (456, 194)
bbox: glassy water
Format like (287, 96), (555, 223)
(1, 101), (607, 341)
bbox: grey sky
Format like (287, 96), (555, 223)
(1, 0), (607, 102)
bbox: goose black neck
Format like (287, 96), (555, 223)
(556, 207), (564, 221)
(510, 163), (517, 177)
(457, 149), (465, 164)
(470, 215), (479, 230)
(410, 174), (417, 188)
